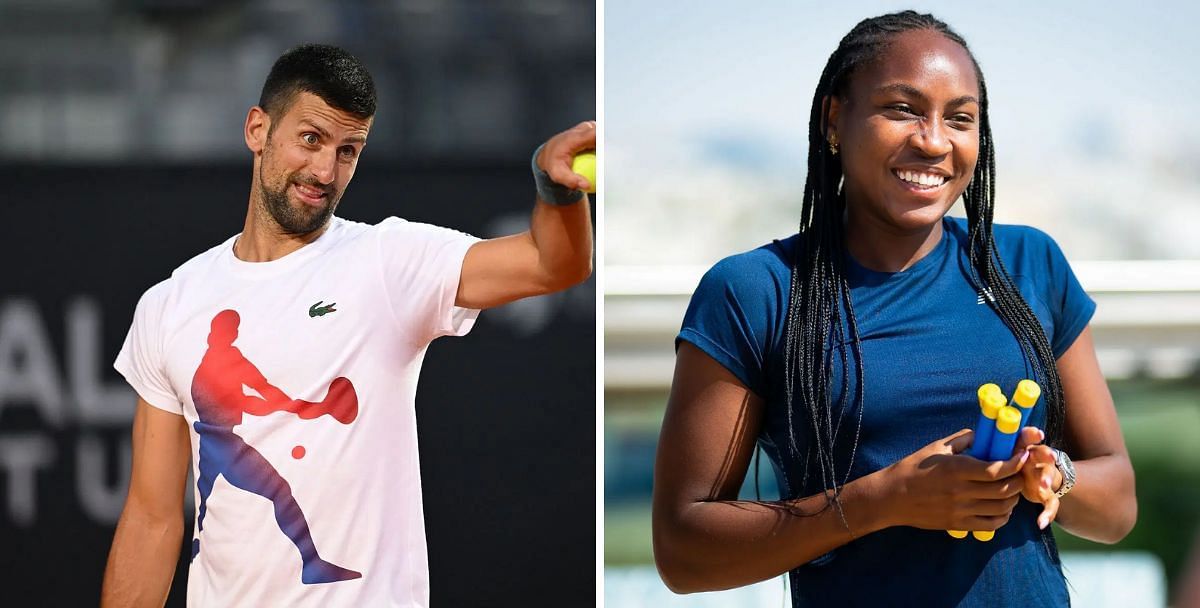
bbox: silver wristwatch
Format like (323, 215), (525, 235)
(1052, 448), (1076, 498)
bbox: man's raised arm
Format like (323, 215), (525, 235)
(455, 120), (596, 310)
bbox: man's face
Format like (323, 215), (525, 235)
(256, 91), (372, 235)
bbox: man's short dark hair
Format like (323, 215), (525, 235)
(259, 44), (376, 121)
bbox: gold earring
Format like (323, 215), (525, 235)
(827, 135), (839, 155)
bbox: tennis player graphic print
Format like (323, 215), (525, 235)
(190, 309), (361, 584)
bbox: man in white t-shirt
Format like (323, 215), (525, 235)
(99, 43), (593, 607)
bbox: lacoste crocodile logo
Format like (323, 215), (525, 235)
(309, 301), (337, 318)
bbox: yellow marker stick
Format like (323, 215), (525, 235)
(978, 383), (1002, 401)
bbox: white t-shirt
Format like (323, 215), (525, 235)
(114, 215), (480, 607)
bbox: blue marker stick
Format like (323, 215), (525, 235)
(986, 406), (1022, 462)
(969, 387), (1006, 460)
(1012, 379), (1041, 430)
(974, 406), (1022, 542)
(950, 385), (1007, 540)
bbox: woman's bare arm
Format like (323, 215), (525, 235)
(652, 342), (1028, 593)
(1017, 326), (1137, 543)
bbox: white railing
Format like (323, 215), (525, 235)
(605, 261), (1200, 390)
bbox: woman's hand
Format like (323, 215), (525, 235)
(880, 429), (1028, 532)
(883, 429), (1032, 532)
(1013, 427), (1064, 530)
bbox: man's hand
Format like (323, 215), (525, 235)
(536, 120), (596, 193)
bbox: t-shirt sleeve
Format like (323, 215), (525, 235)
(676, 254), (778, 397)
(1039, 231), (1096, 358)
(113, 281), (183, 415)
(377, 216), (482, 342)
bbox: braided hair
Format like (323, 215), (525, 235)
(784, 10), (1066, 515)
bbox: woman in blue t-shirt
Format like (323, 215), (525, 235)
(652, 11), (1136, 607)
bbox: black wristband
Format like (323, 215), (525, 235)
(531, 144), (584, 206)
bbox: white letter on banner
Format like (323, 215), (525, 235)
(0, 434), (57, 527)
(68, 298), (134, 425)
(0, 300), (66, 426)
(77, 433), (132, 525)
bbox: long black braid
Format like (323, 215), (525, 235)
(783, 10), (1067, 520)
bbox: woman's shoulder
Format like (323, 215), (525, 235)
(943, 216), (1067, 263)
(681, 236), (800, 393)
(699, 234), (800, 293)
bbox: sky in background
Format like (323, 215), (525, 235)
(605, 0), (1200, 265)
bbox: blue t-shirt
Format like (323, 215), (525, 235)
(678, 216), (1095, 608)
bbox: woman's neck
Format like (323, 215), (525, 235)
(844, 209), (944, 273)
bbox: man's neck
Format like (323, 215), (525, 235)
(234, 201), (329, 263)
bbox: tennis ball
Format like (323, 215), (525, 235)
(571, 151), (596, 194)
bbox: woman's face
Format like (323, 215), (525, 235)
(828, 29), (981, 233)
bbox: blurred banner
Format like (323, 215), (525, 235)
(0, 164), (595, 606)
(0, 0), (594, 164)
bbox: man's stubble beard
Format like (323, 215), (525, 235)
(257, 143), (341, 236)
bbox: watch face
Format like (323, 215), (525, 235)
(1054, 449), (1076, 497)
(1061, 452), (1076, 476)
